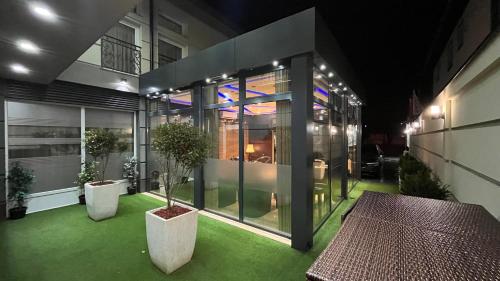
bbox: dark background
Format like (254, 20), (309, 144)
(200, 0), (469, 136)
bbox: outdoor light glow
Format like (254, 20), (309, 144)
(222, 73), (228, 79)
(430, 105), (444, 119)
(272, 60), (279, 67)
(328, 72), (334, 78)
(10, 63), (30, 74)
(205, 78), (211, 83)
(331, 127), (338, 135)
(30, 3), (57, 22)
(412, 121), (421, 128)
(16, 40), (40, 54)
(320, 64), (326, 70)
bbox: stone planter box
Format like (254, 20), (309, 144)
(145, 205), (198, 274)
(84, 181), (121, 221)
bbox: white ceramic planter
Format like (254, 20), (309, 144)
(84, 181), (121, 221)
(146, 205), (198, 274)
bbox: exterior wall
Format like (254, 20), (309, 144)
(432, 0), (494, 95)
(410, 34), (500, 219)
(57, 0), (232, 93)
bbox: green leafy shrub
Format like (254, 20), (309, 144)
(123, 156), (138, 189)
(74, 162), (97, 194)
(7, 162), (34, 208)
(399, 154), (429, 180)
(152, 123), (209, 208)
(85, 128), (128, 183)
(401, 169), (450, 200)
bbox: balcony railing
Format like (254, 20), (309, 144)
(101, 35), (141, 75)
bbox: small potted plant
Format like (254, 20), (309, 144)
(7, 162), (34, 219)
(84, 128), (128, 221)
(146, 123), (209, 274)
(74, 162), (97, 205)
(123, 156), (138, 195)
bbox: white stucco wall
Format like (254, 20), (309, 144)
(410, 33), (500, 219)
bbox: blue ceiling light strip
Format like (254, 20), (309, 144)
(169, 98), (192, 106)
(218, 92), (234, 102)
(314, 87), (329, 98)
(223, 85), (268, 97)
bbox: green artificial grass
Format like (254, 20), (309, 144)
(0, 180), (398, 281)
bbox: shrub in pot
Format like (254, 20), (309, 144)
(146, 123), (209, 274)
(123, 156), (138, 195)
(84, 128), (128, 221)
(74, 161), (97, 205)
(7, 162), (34, 219)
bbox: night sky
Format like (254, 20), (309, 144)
(201, 0), (469, 135)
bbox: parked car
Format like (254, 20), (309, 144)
(361, 144), (384, 178)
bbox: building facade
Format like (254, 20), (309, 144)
(0, 0), (235, 218)
(140, 8), (363, 250)
(408, 0), (500, 219)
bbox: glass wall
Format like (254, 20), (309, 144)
(347, 103), (360, 191)
(85, 109), (134, 180)
(7, 102), (81, 193)
(149, 90), (194, 204)
(312, 103), (330, 228)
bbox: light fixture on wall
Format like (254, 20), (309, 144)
(412, 121), (421, 129)
(430, 105), (444, 119)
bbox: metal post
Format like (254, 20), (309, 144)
(192, 85), (204, 209)
(238, 76), (245, 221)
(341, 93), (348, 199)
(290, 54), (314, 251)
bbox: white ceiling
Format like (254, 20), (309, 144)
(0, 0), (140, 84)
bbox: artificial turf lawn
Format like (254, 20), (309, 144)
(0, 180), (398, 281)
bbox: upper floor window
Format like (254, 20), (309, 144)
(158, 40), (182, 66)
(158, 14), (183, 35)
(101, 23), (141, 75)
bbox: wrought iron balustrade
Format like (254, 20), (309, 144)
(101, 35), (141, 75)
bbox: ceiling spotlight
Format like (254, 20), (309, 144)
(205, 78), (211, 83)
(148, 87), (159, 92)
(319, 64), (326, 70)
(343, 87), (348, 91)
(146, 94), (151, 98)
(169, 88), (173, 92)
(155, 92), (160, 96)
(272, 60), (279, 67)
(338, 82), (343, 86)
(10, 63), (30, 74)
(16, 40), (40, 54)
(30, 3), (57, 22)
(222, 73), (228, 79)
(328, 72), (334, 78)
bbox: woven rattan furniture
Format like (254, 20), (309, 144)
(306, 191), (500, 281)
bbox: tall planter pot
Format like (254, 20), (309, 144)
(84, 181), (121, 221)
(145, 206), (198, 274)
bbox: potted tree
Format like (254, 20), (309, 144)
(123, 156), (138, 195)
(146, 123), (209, 274)
(7, 162), (34, 219)
(84, 128), (128, 221)
(74, 161), (97, 205)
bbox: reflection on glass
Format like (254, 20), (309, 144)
(243, 100), (291, 234)
(313, 70), (329, 103)
(7, 102), (81, 194)
(204, 79), (240, 105)
(168, 90), (192, 110)
(246, 69), (290, 98)
(204, 106), (239, 218)
(313, 117), (331, 229)
(85, 108), (134, 180)
(347, 103), (360, 190)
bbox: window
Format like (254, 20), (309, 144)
(245, 69), (290, 99)
(158, 15), (183, 35)
(158, 40), (182, 66)
(102, 23), (140, 75)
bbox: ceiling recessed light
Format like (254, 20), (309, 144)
(205, 78), (211, 83)
(10, 63), (30, 74)
(319, 64), (326, 70)
(30, 3), (57, 22)
(146, 94), (151, 98)
(328, 72), (334, 78)
(16, 40), (40, 54)
(343, 87), (348, 91)
(222, 73), (228, 79)
(338, 82), (343, 86)
(169, 88), (173, 92)
(272, 60), (279, 67)
(155, 92), (160, 96)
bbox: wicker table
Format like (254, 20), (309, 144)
(306, 191), (500, 281)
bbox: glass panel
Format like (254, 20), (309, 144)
(85, 109), (134, 181)
(313, 114), (331, 229)
(7, 102), (81, 194)
(158, 40), (182, 66)
(204, 106), (239, 218)
(243, 101), (291, 234)
(313, 71), (329, 103)
(168, 90), (192, 110)
(245, 69), (290, 99)
(331, 165), (342, 207)
(204, 79), (240, 105)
